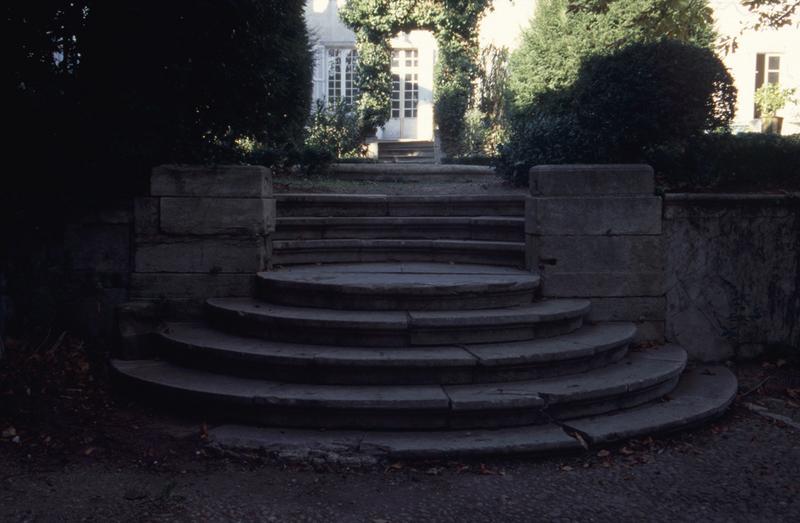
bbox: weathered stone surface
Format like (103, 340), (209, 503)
(525, 195), (661, 235)
(588, 297), (666, 322)
(272, 238), (525, 267)
(277, 194), (524, 218)
(130, 273), (255, 300)
(664, 195), (800, 361)
(159, 197), (276, 235)
(565, 365), (736, 443)
(151, 165), (272, 197)
(135, 236), (268, 273)
(256, 262), (538, 310)
(134, 197), (159, 236)
(528, 235), (663, 273)
(529, 164), (654, 196)
(541, 272), (664, 297)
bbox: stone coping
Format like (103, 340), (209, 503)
(665, 192), (800, 203)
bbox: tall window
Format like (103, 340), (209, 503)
(327, 48), (359, 105)
(754, 53), (781, 118)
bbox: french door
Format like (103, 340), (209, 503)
(390, 49), (420, 139)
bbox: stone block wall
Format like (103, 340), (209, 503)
(120, 165), (275, 357)
(664, 194), (800, 361)
(130, 165), (275, 307)
(0, 201), (133, 346)
(525, 165), (665, 341)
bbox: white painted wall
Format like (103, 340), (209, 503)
(712, 0), (800, 134)
(479, 0), (536, 49)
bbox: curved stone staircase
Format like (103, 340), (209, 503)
(113, 193), (737, 459)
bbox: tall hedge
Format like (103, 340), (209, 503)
(498, 0), (729, 185)
(507, 0), (716, 115)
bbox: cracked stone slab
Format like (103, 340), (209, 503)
(564, 365), (737, 443)
(360, 424), (581, 458)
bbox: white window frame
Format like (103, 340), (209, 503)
(325, 47), (359, 106)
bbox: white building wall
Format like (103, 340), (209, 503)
(712, 0), (800, 134)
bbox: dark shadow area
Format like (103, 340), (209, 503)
(2, 1), (313, 348)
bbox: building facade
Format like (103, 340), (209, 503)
(305, 0), (800, 145)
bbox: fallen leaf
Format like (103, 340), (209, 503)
(479, 463), (499, 475)
(620, 447), (635, 456)
(84, 447), (95, 456)
(571, 431), (589, 450)
(560, 465), (573, 471)
(597, 449), (611, 458)
(425, 467), (443, 476)
(384, 462), (404, 473)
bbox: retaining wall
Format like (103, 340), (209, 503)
(2, 165), (797, 363)
(664, 194), (800, 361)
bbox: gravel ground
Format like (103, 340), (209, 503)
(2, 397), (799, 522)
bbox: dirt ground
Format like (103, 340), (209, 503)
(1, 334), (799, 522)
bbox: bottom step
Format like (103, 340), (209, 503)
(209, 365), (736, 459)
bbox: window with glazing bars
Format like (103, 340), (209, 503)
(327, 48), (359, 105)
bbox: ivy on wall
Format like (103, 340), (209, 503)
(339, 0), (493, 156)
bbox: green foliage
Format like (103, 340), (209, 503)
(742, 0), (800, 30)
(306, 100), (367, 160)
(496, 40), (737, 185)
(754, 83), (797, 117)
(339, 0), (493, 156)
(507, 0), (716, 114)
(460, 45), (509, 156)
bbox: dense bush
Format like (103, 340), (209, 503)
(497, 40), (736, 185)
(460, 45), (509, 157)
(305, 100), (366, 160)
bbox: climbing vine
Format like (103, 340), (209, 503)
(339, 0), (493, 156)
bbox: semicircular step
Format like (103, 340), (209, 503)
(157, 322), (635, 385)
(204, 298), (590, 347)
(111, 345), (686, 430)
(206, 365), (736, 458)
(256, 262), (540, 310)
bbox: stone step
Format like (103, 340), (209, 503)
(273, 216), (524, 241)
(276, 194), (525, 218)
(271, 239), (525, 267)
(256, 263), (540, 310)
(207, 365), (735, 458)
(111, 345), (686, 430)
(205, 298), (591, 347)
(326, 164), (496, 183)
(157, 322), (635, 385)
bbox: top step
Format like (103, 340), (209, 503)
(277, 194), (525, 218)
(328, 163), (495, 182)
